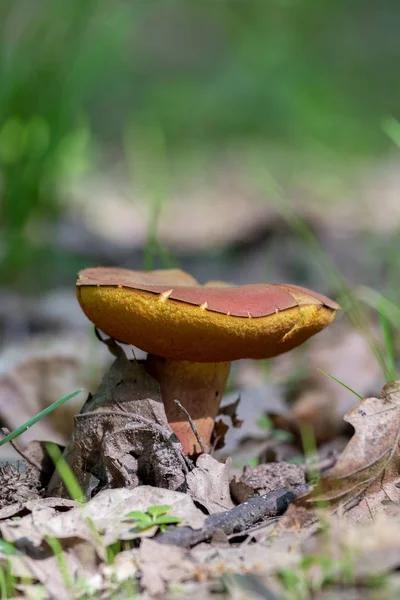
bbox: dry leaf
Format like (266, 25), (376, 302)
(46, 486), (205, 548)
(0, 497), (76, 521)
(48, 351), (189, 497)
(1, 486), (205, 564)
(187, 455), (234, 514)
(0, 525), (100, 600)
(213, 396), (243, 451)
(1, 505), (59, 548)
(139, 539), (194, 596)
(0, 552), (70, 600)
(302, 381), (400, 522)
(190, 535), (301, 578)
(100, 549), (138, 584)
(217, 397), (243, 429)
(304, 513), (400, 580)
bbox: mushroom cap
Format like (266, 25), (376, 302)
(76, 267), (339, 362)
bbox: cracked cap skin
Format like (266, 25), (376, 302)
(76, 267), (339, 363)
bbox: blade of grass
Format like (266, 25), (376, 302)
(46, 444), (115, 563)
(317, 368), (363, 400)
(125, 112), (172, 271)
(0, 389), (82, 448)
(357, 286), (400, 327)
(45, 536), (73, 591)
(300, 422), (320, 487)
(156, 240), (178, 269)
(357, 287), (399, 380)
(0, 560), (16, 600)
(45, 442), (86, 503)
(378, 309), (397, 382)
(0, 564), (8, 600)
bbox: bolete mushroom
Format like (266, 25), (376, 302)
(76, 267), (339, 455)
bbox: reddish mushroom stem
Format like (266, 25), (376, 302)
(145, 355), (231, 455)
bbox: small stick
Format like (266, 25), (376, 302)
(156, 484), (308, 548)
(174, 399), (207, 454)
(0, 428), (42, 471)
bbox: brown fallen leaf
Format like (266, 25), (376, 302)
(212, 395), (243, 451)
(0, 514), (101, 600)
(139, 539), (194, 596)
(186, 454), (234, 514)
(0, 552), (71, 600)
(1, 486), (205, 562)
(190, 534), (302, 580)
(0, 497), (76, 521)
(303, 513), (400, 581)
(48, 487), (205, 551)
(217, 396), (243, 429)
(47, 349), (190, 497)
(301, 380), (400, 522)
(100, 549), (138, 588)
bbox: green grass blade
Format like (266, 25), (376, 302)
(0, 564), (7, 600)
(357, 286), (400, 327)
(45, 443), (86, 503)
(317, 368), (363, 399)
(378, 309), (397, 381)
(0, 389), (82, 448)
(356, 286), (398, 380)
(45, 536), (73, 591)
(125, 113), (170, 271)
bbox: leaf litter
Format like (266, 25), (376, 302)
(186, 454), (234, 513)
(47, 348), (191, 497)
(300, 380), (400, 522)
(2, 348), (400, 597)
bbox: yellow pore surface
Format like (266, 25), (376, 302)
(77, 285), (337, 362)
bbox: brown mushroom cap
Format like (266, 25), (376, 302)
(76, 267), (339, 363)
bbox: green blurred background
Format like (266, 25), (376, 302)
(0, 0), (399, 292)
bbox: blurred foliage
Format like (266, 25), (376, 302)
(0, 0), (399, 283)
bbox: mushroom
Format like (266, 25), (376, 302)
(76, 267), (339, 455)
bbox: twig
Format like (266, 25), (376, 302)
(174, 399), (207, 454)
(0, 428), (42, 471)
(156, 484), (308, 548)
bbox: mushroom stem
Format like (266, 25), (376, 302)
(145, 356), (231, 455)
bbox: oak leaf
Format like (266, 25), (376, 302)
(303, 381), (400, 522)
